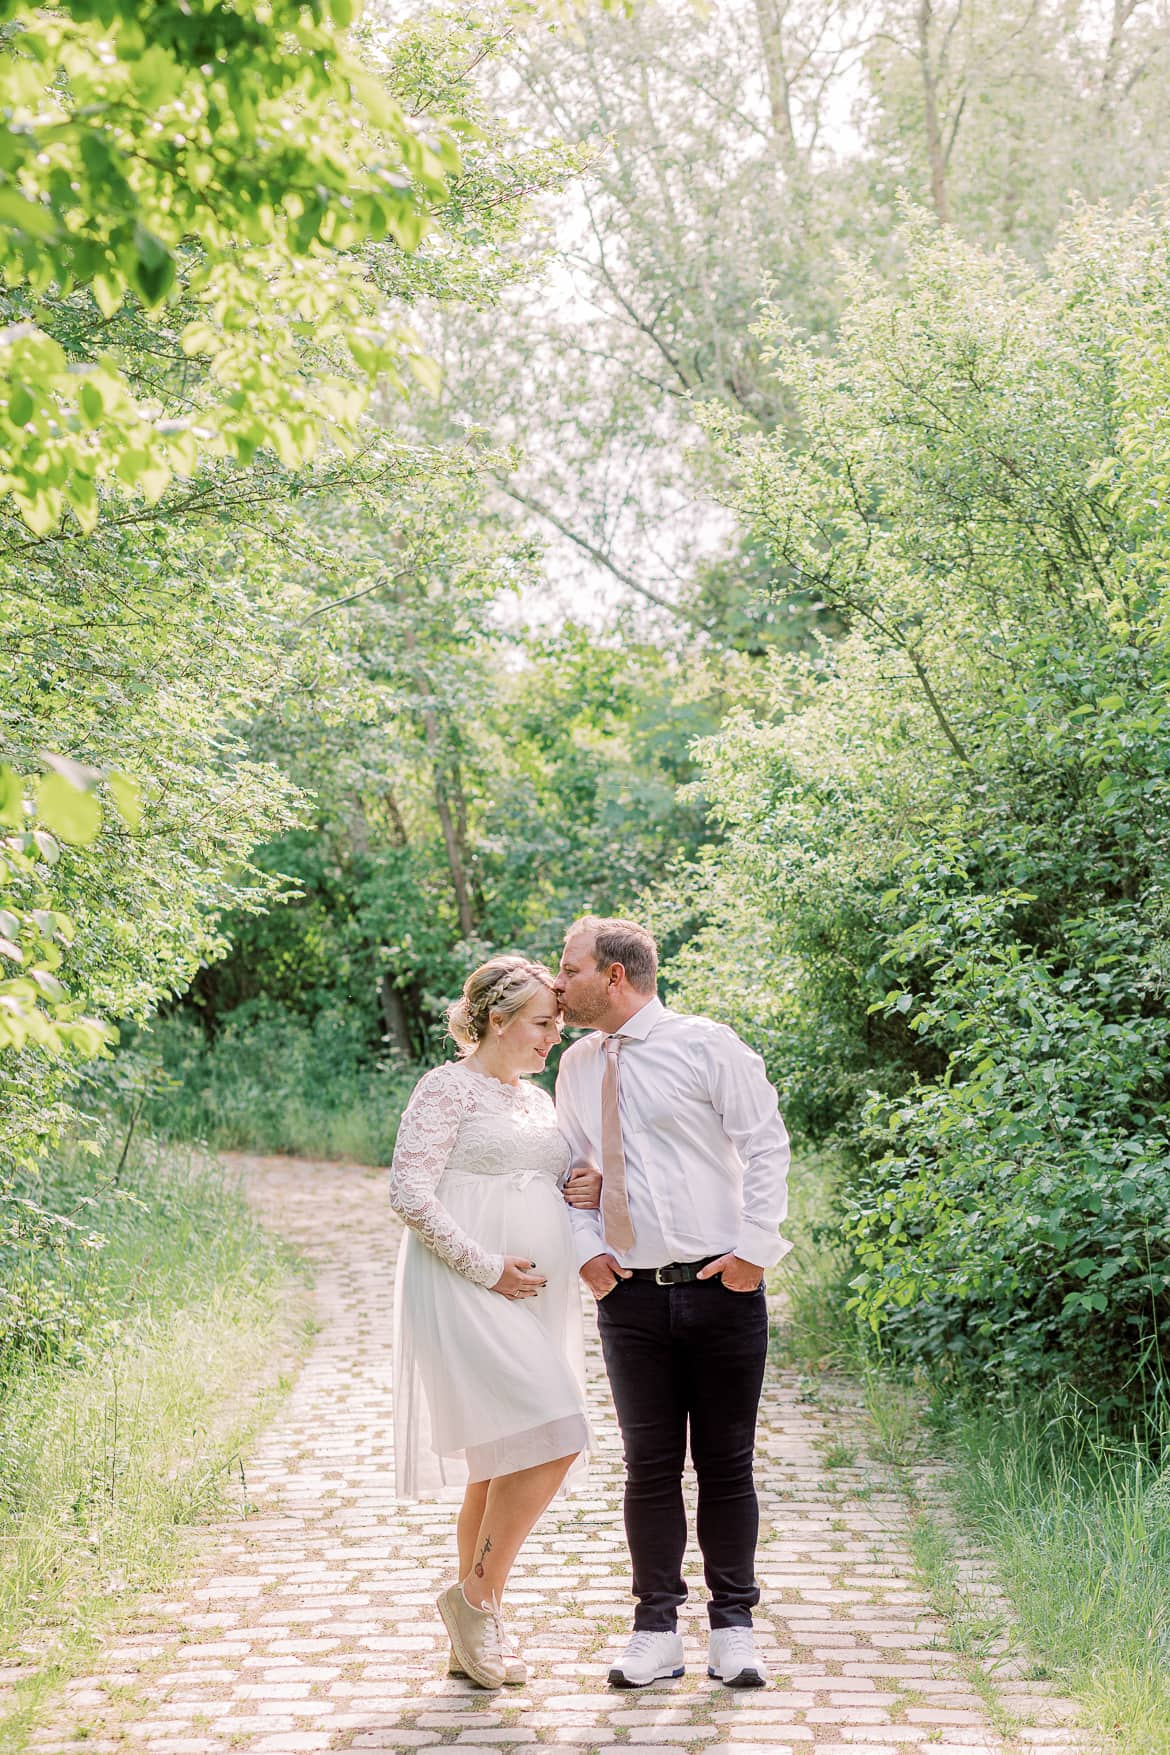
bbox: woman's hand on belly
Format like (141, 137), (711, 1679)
(490, 1256), (547, 1300)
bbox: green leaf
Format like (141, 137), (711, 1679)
(42, 752), (102, 790)
(407, 352), (442, 397)
(107, 771), (141, 831)
(37, 772), (101, 845)
(30, 967), (65, 1001)
(78, 379), (104, 425)
(0, 765), (23, 828)
(92, 273), (124, 319)
(7, 384), (34, 426)
(128, 226), (176, 306)
(0, 185), (59, 238)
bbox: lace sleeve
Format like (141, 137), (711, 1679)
(388, 1067), (505, 1289)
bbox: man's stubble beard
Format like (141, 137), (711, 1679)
(560, 990), (608, 1029)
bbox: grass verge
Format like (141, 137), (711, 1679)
(936, 1400), (1170, 1754)
(772, 1150), (1169, 1755)
(0, 1139), (310, 1755)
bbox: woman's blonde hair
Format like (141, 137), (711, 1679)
(447, 955), (557, 1055)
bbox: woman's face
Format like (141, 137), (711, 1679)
(497, 986), (562, 1072)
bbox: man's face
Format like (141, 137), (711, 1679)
(554, 931), (612, 1027)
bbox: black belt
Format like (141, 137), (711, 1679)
(626, 1256), (722, 1286)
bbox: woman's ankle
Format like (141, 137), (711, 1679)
(460, 1578), (499, 1613)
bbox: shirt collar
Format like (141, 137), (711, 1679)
(611, 995), (665, 1042)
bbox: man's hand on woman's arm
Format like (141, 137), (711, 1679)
(563, 1163), (602, 1209)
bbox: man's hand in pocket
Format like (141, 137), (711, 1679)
(580, 1253), (632, 1300)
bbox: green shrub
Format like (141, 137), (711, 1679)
(138, 1002), (416, 1163)
(662, 202), (1170, 1418)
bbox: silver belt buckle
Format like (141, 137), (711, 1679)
(654, 1265), (673, 1286)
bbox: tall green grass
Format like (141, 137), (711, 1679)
(767, 1148), (865, 1370)
(936, 1400), (1170, 1754)
(0, 1138), (308, 1753)
(135, 1006), (416, 1163)
(774, 1150), (1170, 1754)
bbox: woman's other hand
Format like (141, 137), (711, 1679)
(490, 1256), (547, 1299)
(563, 1163), (602, 1209)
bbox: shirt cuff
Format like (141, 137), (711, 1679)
(734, 1223), (794, 1270)
(573, 1228), (608, 1272)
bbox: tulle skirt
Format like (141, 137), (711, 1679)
(392, 1169), (591, 1500)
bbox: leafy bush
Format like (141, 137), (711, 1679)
(852, 868), (1170, 1413)
(662, 201), (1170, 1419)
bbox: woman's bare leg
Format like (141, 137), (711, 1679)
(461, 1453), (578, 1610)
(456, 1479), (489, 1579)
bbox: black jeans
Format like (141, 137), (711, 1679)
(596, 1274), (769, 1631)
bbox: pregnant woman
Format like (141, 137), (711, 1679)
(389, 955), (595, 1690)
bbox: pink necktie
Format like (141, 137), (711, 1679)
(601, 1034), (635, 1252)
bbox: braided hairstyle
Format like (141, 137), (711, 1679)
(447, 955), (557, 1055)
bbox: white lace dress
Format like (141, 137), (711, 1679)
(389, 1059), (591, 1499)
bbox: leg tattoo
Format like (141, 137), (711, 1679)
(474, 1534), (492, 1579)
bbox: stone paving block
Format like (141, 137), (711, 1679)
(25, 1158), (1092, 1755)
(348, 1736), (442, 1749)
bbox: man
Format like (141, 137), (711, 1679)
(553, 916), (790, 1691)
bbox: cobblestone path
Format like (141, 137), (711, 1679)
(35, 1156), (1088, 1755)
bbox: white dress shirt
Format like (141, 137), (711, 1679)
(555, 996), (792, 1272)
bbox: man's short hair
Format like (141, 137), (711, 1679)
(572, 915), (658, 994)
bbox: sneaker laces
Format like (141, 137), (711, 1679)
(623, 1630), (667, 1659)
(481, 1593), (505, 1664)
(715, 1628), (757, 1665)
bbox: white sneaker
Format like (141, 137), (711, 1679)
(436, 1583), (506, 1689)
(707, 1626), (767, 1688)
(608, 1629), (685, 1688)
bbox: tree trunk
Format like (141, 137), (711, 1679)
(753, 0), (804, 181)
(450, 753), (485, 923)
(1099, 0), (1139, 114)
(917, 0), (951, 224)
(379, 972), (415, 1058)
(402, 629), (476, 939)
(383, 788), (408, 849)
(432, 765), (475, 939)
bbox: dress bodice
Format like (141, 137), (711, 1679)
(388, 1060), (571, 1288)
(443, 1065), (572, 1187)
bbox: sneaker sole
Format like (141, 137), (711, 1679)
(608, 1666), (685, 1688)
(449, 1658), (527, 1686)
(436, 1593), (505, 1690)
(708, 1665), (766, 1688)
